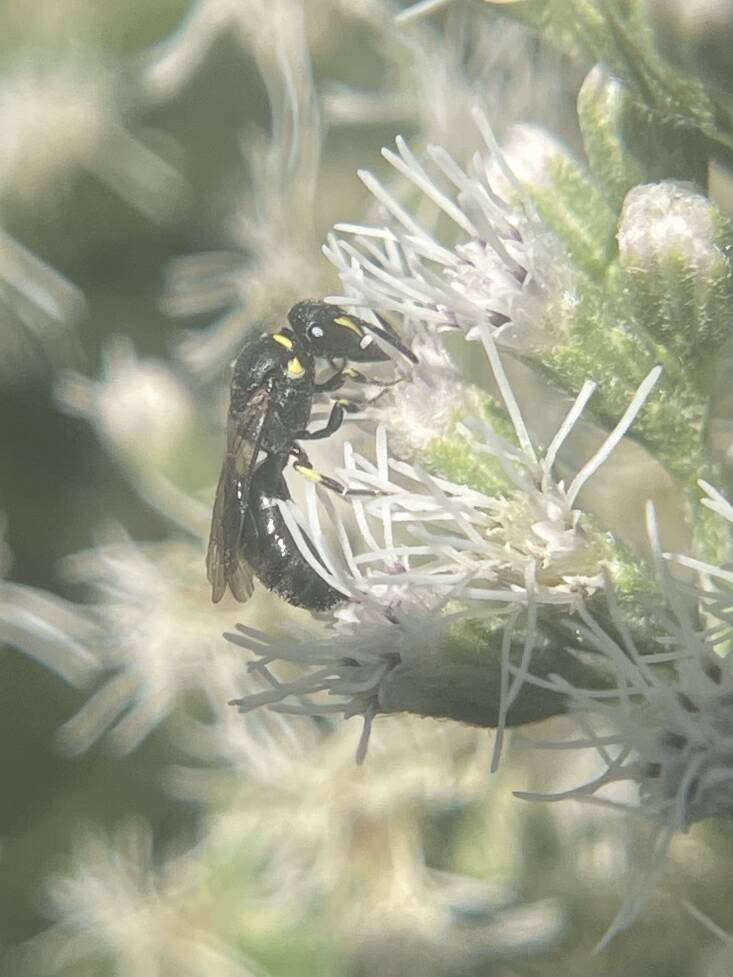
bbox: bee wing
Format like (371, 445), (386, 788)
(207, 387), (271, 603)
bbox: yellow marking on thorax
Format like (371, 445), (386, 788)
(287, 356), (305, 377)
(272, 333), (294, 349)
(334, 315), (363, 336)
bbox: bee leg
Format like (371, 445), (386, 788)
(340, 367), (402, 389)
(294, 399), (360, 441)
(290, 445), (378, 497)
(314, 369), (348, 393)
(315, 366), (402, 393)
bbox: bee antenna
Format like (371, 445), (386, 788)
(364, 317), (418, 364)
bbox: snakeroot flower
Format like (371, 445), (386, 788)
(0, 227), (84, 383)
(510, 489), (733, 944)
(54, 532), (267, 755)
(166, 696), (565, 972)
(229, 323), (663, 763)
(152, 0), (331, 379)
(515, 492), (733, 829)
(0, 52), (184, 219)
(0, 516), (98, 687)
(18, 818), (255, 977)
(56, 337), (207, 538)
(322, 1), (564, 160)
(324, 113), (576, 351)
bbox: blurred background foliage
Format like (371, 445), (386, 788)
(1, 1), (731, 975)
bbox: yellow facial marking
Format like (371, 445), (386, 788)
(334, 315), (363, 336)
(294, 465), (321, 483)
(272, 333), (293, 349)
(287, 356), (305, 377)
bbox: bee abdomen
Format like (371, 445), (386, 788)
(241, 456), (344, 611)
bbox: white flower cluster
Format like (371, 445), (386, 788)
(17, 818), (257, 977)
(324, 115), (572, 351)
(230, 321), (662, 762)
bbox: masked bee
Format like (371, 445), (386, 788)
(238, 452), (343, 610)
(207, 300), (417, 605)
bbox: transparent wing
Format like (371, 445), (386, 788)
(206, 387), (271, 602)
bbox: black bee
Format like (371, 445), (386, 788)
(207, 300), (416, 605)
(239, 452), (343, 611)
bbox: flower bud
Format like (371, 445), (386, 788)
(577, 65), (645, 209)
(618, 181), (733, 357)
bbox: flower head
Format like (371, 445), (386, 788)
(153, 0), (329, 378)
(511, 486), (733, 943)
(0, 516), (98, 687)
(0, 227), (85, 384)
(228, 315), (662, 762)
(18, 818), (255, 977)
(324, 115), (576, 353)
(54, 533), (262, 755)
(0, 49), (184, 219)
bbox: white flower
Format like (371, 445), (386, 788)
(323, 2), (563, 161)
(55, 338), (206, 537)
(228, 323), (661, 762)
(0, 52), (184, 219)
(511, 488), (733, 943)
(152, 0), (329, 378)
(0, 227), (85, 383)
(57, 337), (195, 469)
(396, 0), (524, 24)
(324, 114), (575, 351)
(517, 492), (733, 826)
(54, 533), (258, 755)
(0, 514), (98, 687)
(618, 181), (730, 279)
(177, 712), (491, 899)
(18, 818), (255, 977)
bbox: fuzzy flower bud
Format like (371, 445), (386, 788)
(617, 181), (733, 358)
(577, 65), (646, 208)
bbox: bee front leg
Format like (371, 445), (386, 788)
(293, 399), (360, 441)
(314, 365), (402, 393)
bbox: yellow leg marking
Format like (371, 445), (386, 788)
(287, 356), (305, 377)
(294, 464), (322, 483)
(272, 333), (294, 349)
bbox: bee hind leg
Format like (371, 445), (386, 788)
(290, 444), (378, 497)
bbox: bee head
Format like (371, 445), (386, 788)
(287, 300), (417, 364)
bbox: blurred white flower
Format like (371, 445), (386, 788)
(18, 817), (255, 977)
(396, 0), (524, 25)
(56, 337), (208, 538)
(178, 714), (491, 899)
(58, 337), (195, 469)
(167, 689), (565, 968)
(0, 52), (185, 219)
(54, 533), (254, 755)
(322, 1), (565, 158)
(0, 227), (85, 382)
(1, 515), (98, 686)
(152, 0), (329, 378)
